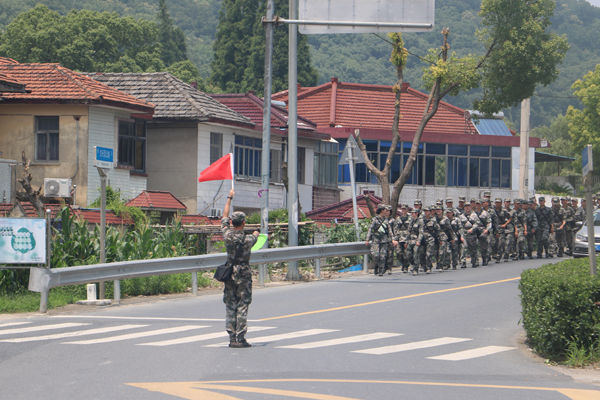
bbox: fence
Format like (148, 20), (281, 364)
(28, 242), (370, 313)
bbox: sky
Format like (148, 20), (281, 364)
(588, 0), (600, 7)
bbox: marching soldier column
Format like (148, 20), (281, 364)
(363, 194), (587, 275)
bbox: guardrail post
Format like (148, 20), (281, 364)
(40, 289), (48, 313)
(114, 280), (120, 302)
(363, 254), (369, 273)
(315, 258), (321, 280)
(192, 271), (198, 296)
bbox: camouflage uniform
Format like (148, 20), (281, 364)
(438, 209), (457, 270)
(550, 199), (566, 256)
(493, 201), (510, 262)
(524, 201), (538, 258)
(487, 204), (499, 263)
(562, 198), (575, 256)
(417, 208), (447, 273)
(406, 212), (423, 275)
(476, 201), (492, 265)
(222, 212), (258, 344)
(462, 207), (482, 267)
(504, 199), (517, 262)
(392, 207), (412, 272)
(513, 200), (527, 259)
(448, 209), (462, 269)
(534, 197), (553, 258)
(366, 210), (393, 275)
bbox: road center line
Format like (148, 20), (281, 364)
(258, 277), (521, 321)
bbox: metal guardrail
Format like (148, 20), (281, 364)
(29, 242), (370, 313)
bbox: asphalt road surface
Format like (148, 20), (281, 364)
(1, 258), (599, 400)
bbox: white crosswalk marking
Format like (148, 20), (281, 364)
(427, 345), (516, 361)
(204, 329), (339, 348)
(0, 324), (147, 343)
(352, 337), (472, 355)
(62, 325), (209, 344)
(0, 322), (89, 336)
(277, 332), (403, 349)
(138, 326), (276, 347)
(0, 322), (31, 328)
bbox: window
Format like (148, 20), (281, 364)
(314, 141), (338, 187)
(35, 116), (59, 161)
(298, 147), (305, 184)
(270, 149), (282, 183)
(210, 132), (223, 164)
(234, 135), (262, 179)
(118, 119), (146, 172)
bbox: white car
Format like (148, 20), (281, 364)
(573, 211), (600, 257)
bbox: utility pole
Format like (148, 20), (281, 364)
(519, 98), (530, 199)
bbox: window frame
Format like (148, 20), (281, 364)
(35, 116), (60, 162)
(234, 135), (262, 180)
(314, 141), (339, 187)
(210, 132), (223, 164)
(117, 118), (146, 173)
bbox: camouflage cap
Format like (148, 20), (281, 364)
(526, 200), (533, 205)
(552, 197), (560, 203)
(495, 197), (503, 203)
(572, 198), (578, 203)
(385, 205), (392, 211)
(504, 198), (512, 203)
(231, 211), (246, 224)
(475, 199), (481, 204)
(514, 199), (521, 204)
(377, 204), (387, 211)
(446, 197), (453, 203)
(414, 199), (422, 205)
(423, 206), (431, 212)
(483, 190), (491, 197)
(470, 198), (478, 203)
(435, 201), (443, 206)
(539, 196), (545, 201)
(400, 204), (408, 209)
(530, 196), (537, 202)
(445, 207), (454, 213)
(482, 198), (490, 203)
(458, 196), (466, 202)
(560, 197), (568, 201)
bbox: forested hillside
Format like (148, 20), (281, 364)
(1, 0), (599, 128)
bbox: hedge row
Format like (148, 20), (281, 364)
(519, 258), (600, 360)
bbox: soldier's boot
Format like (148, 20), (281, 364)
(412, 266), (418, 276)
(482, 260), (488, 266)
(472, 263), (479, 268)
(228, 333), (237, 348)
(495, 257), (501, 264)
(387, 268), (392, 275)
(546, 254), (553, 258)
(536, 251), (543, 259)
(528, 253), (533, 259)
(461, 262), (467, 269)
(519, 253), (525, 260)
(557, 250), (564, 257)
(234, 335), (251, 348)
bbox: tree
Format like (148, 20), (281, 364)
(355, 0), (568, 214)
(0, 4), (167, 73)
(530, 115), (576, 176)
(210, 0), (318, 94)
(157, 0), (188, 66)
(16, 151), (44, 217)
(567, 64), (600, 174)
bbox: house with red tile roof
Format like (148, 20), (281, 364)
(273, 78), (542, 205)
(210, 91), (339, 210)
(125, 190), (187, 224)
(3, 201), (132, 225)
(85, 73), (338, 214)
(0, 59), (155, 207)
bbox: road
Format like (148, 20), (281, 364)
(0, 258), (599, 400)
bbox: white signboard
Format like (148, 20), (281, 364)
(0, 218), (46, 264)
(582, 144), (593, 177)
(299, 0), (435, 34)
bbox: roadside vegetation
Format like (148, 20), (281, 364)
(519, 258), (600, 368)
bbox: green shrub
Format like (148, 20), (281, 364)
(519, 258), (600, 360)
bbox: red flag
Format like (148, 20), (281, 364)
(198, 153), (233, 182)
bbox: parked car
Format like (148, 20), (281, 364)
(573, 211), (600, 257)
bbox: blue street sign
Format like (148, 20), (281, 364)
(95, 146), (114, 169)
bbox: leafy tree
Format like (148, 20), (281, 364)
(211, 0), (317, 94)
(0, 4), (165, 72)
(530, 115), (576, 176)
(566, 64), (600, 174)
(355, 0), (568, 212)
(157, 0), (187, 66)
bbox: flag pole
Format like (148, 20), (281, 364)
(230, 152), (234, 190)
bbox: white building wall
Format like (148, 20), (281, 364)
(87, 106), (147, 205)
(298, 137), (315, 212)
(196, 123), (286, 215)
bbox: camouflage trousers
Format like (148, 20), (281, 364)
(535, 226), (551, 256)
(564, 228), (574, 254)
(478, 233), (490, 263)
(423, 239), (438, 270)
(370, 241), (392, 274)
(489, 233), (499, 260)
(395, 242), (409, 270)
(526, 232), (535, 257)
(463, 233), (480, 266)
(503, 230), (515, 260)
(406, 242), (424, 269)
(551, 226), (566, 255)
(223, 264), (253, 339)
(515, 227), (526, 257)
(438, 240), (450, 269)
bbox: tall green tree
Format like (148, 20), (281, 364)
(355, 0), (569, 211)
(566, 64), (600, 174)
(0, 4), (165, 72)
(157, 0), (188, 66)
(211, 0), (318, 94)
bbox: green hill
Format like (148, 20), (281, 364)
(1, 0), (598, 128)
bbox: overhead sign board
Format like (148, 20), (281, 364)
(94, 146), (114, 169)
(0, 218), (46, 264)
(298, 0), (435, 34)
(582, 144), (592, 177)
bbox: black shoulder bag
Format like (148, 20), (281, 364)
(214, 232), (245, 282)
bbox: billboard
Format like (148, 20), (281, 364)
(0, 218), (47, 264)
(298, 0), (435, 34)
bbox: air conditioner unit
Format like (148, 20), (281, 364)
(210, 208), (222, 218)
(44, 178), (72, 197)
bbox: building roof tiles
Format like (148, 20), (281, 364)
(125, 190), (187, 211)
(0, 62), (154, 112)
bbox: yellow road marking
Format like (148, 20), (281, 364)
(127, 378), (599, 400)
(258, 276), (521, 321)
